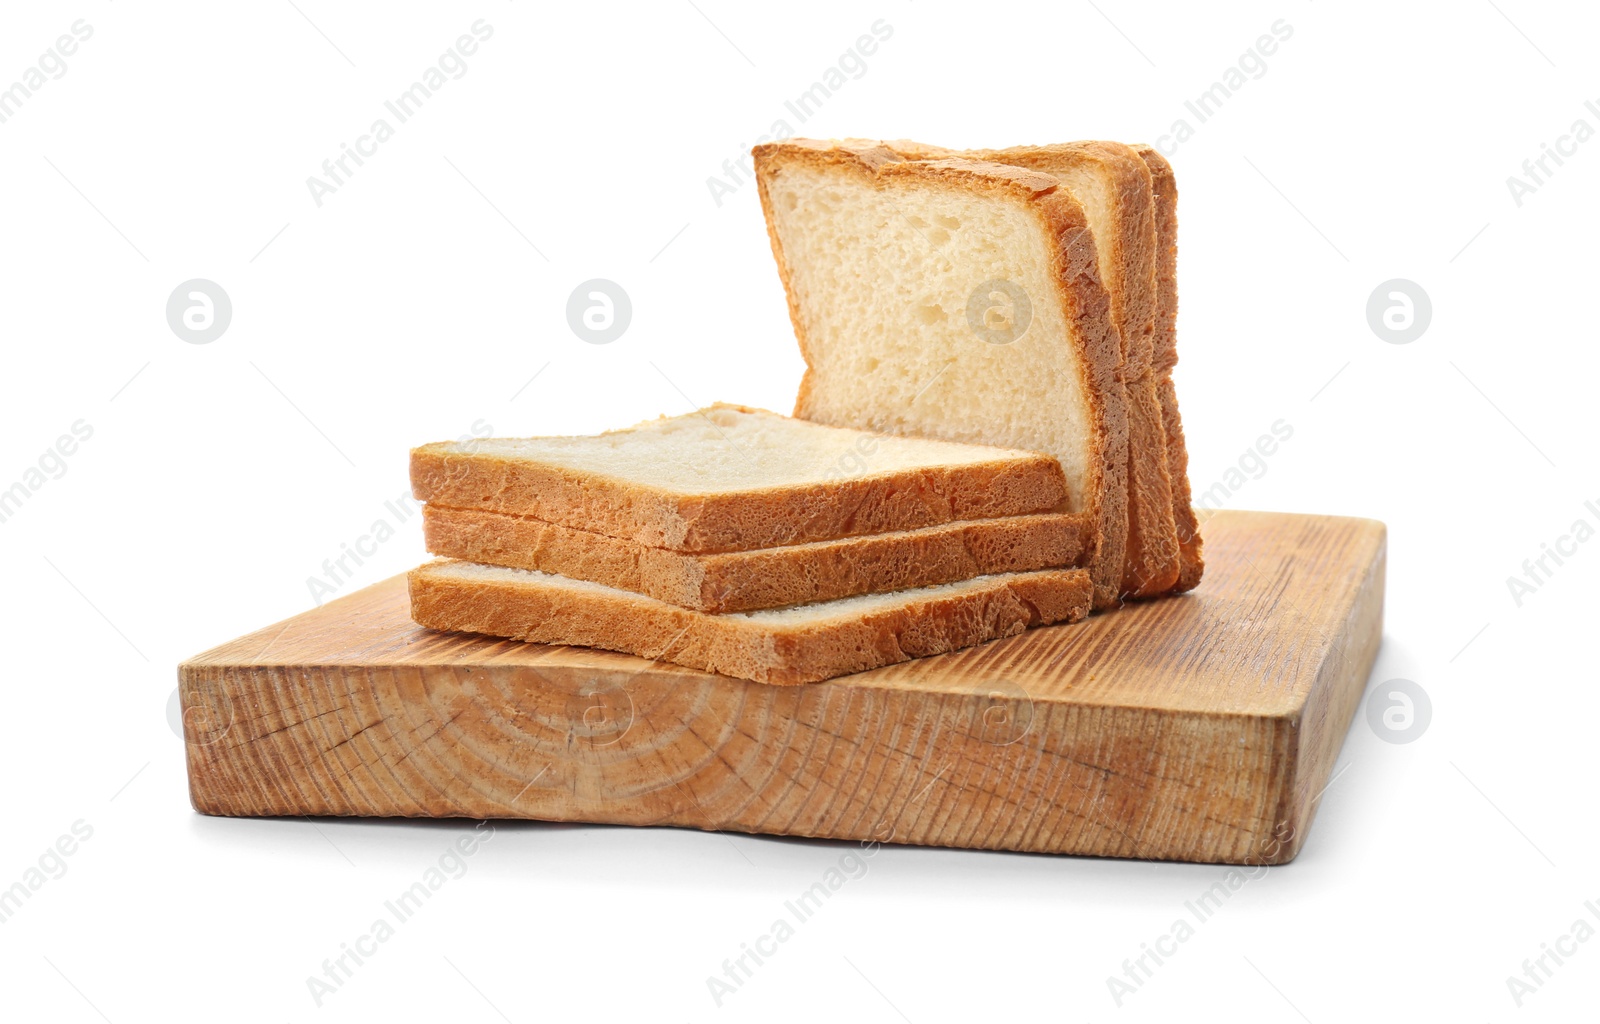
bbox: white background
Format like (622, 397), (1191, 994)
(1, 1), (1596, 1020)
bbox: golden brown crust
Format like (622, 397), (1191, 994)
(410, 406), (1067, 553)
(408, 561), (1094, 685)
(423, 504), (1091, 613)
(1156, 379), (1202, 591)
(1132, 144), (1203, 591)
(1131, 145), (1181, 374)
(753, 140), (1131, 609)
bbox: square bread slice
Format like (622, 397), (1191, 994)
(408, 560), (1094, 685)
(752, 140), (1129, 608)
(410, 404), (1068, 553)
(423, 504), (1091, 613)
(1131, 143), (1204, 591)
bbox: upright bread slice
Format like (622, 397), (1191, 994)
(424, 504), (1091, 613)
(752, 140), (1129, 608)
(875, 139), (1182, 597)
(411, 404), (1068, 553)
(409, 560), (1094, 685)
(1132, 143), (1203, 591)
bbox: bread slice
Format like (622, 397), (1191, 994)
(411, 404), (1068, 553)
(1131, 143), (1203, 591)
(423, 503), (1091, 613)
(408, 560), (1094, 685)
(752, 140), (1129, 608)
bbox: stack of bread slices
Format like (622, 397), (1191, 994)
(408, 138), (1201, 684)
(409, 405), (1096, 684)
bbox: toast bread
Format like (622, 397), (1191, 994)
(411, 404), (1068, 553)
(409, 560), (1094, 685)
(423, 504), (1091, 613)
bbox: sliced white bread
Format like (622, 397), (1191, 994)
(411, 404), (1068, 553)
(423, 504), (1091, 613)
(408, 560), (1094, 685)
(752, 140), (1129, 608)
(1131, 143), (1204, 591)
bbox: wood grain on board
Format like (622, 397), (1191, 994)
(180, 510), (1385, 864)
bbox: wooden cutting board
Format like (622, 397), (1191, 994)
(179, 510), (1384, 865)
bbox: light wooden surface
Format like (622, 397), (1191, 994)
(180, 510), (1384, 864)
